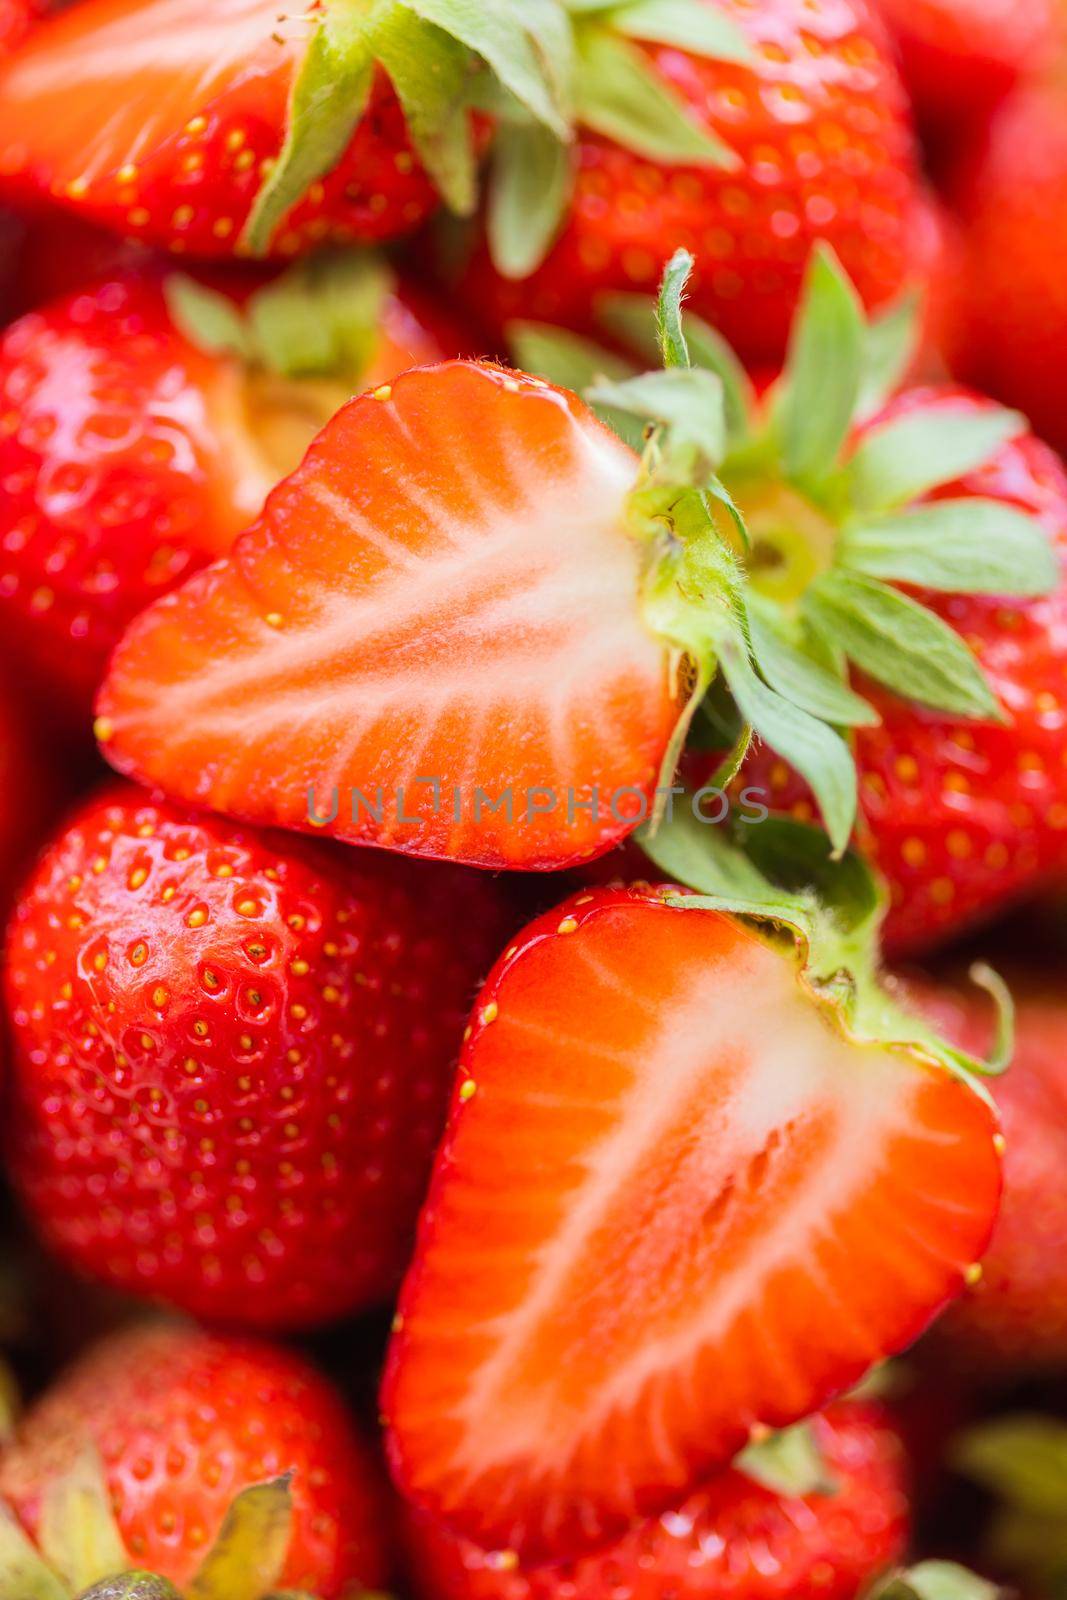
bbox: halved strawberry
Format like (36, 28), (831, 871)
(95, 361), (683, 870)
(382, 882), (1001, 1562)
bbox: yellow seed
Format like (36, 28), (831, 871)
(265, 611), (284, 628)
(372, 384), (392, 401)
(993, 1133), (1006, 1156)
(185, 114), (208, 134)
(557, 916), (578, 935)
(128, 866), (148, 890)
(458, 1079), (477, 1102)
(187, 909), (208, 929)
(94, 716), (114, 742)
(964, 1263), (983, 1287)
(290, 959), (309, 977)
(481, 1001), (498, 1025)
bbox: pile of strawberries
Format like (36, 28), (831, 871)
(2, 1), (1067, 1597)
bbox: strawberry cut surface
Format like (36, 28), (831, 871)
(383, 886), (1001, 1562)
(96, 361), (679, 870)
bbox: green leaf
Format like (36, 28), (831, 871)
(858, 291), (921, 418)
(574, 27), (738, 165)
(954, 1416), (1067, 1517)
(487, 120), (573, 278)
(841, 499), (1057, 597)
(372, 7), (476, 215)
(242, 3), (376, 256)
(871, 1562), (1002, 1600)
(638, 801), (808, 919)
(747, 598), (879, 727)
(735, 1421), (837, 1497)
(187, 1478), (293, 1600)
(602, 0), (753, 62)
(586, 367), (727, 485)
(163, 277), (255, 362)
(846, 404), (1025, 513)
(655, 245), (694, 369)
(0, 1504), (67, 1600)
(805, 570), (1002, 719)
(507, 323), (645, 448)
(38, 1446), (130, 1594)
(777, 244), (865, 485)
(400, 0), (572, 136)
(714, 622), (858, 851)
(248, 249), (393, 379)
(598, 290), (756, 438)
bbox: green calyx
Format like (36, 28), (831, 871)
(240, 0), (751, 268)
(515, 244), (1058, 852)
(638, 803), (1012, 1099)
(0, 1447), (309, 1600)
(164, 250), (393, 384)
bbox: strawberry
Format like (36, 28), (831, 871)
(94, 359), (686, 871)
(403, 1400), (910, 1600)
(902, 974), (1067, 1371)
(3, 784), (512, 1327)
(0, 254), (467, 716)
(0, 1321), (390, 1597)
(950, 83), (1067, 462)
(382, 860), (1002, 1562)
(873, 0), (1061, 159)
(452, 0), (928, 369)
(0, 0), (565, 260)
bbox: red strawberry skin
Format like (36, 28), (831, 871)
(0, 268), (461, 716)
(737, 388), (1067, 957)
(903, 975), (1067, 1371)
(404, 1399), (910, 1600)
(0, 0), (443, 257)
(951, 85), (1067, 462)
(95, 360), (679, 872)
(458, 0), (924, 366)
(3, 785), (513, 1328)
(0, 1323), (391, 1597)
(383, 885), (1000, 1562)
(873, 0), (1060, 154)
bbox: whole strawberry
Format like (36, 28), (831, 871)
(0, 256), (466, 716)
(456, 0), (928, 368)
(3, 786), (511, 1327)
(0, 0), (558, 259)
(0, 1322), (390, 1598)
(951, 83), (1067, 461)
(404, 1401), (909, 1600)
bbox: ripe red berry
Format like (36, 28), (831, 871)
(3, 786), (513, 1327)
